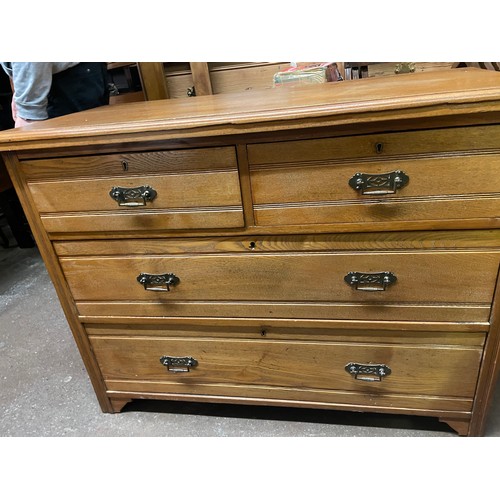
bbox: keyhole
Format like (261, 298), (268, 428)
(249, 241), (256, 250)
(121, 160), (129, 171)
(375, 143), (383, 154)
(260, 329), (267, 337)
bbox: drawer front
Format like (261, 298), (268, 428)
(89, 335), (483, 402)
(247, 126), (500, 165)
(61, 251), (499, 321)
(248, 128), (500, 227)
(22, 147), (244, 233)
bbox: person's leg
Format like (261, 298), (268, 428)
(47, 62), (109, 118)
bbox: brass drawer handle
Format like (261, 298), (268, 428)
(109, 185), (157, 206)
(344, 271), (397, 291)
(348, 170), (409, 195)
(160, 356), (198, 373)
(345, 362), (391, 382)
(137, 272), (180, 292)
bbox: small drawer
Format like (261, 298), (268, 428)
(248, 127), (500, 228)
(22, 146), (244, 233)
(61, 250), (500, 323)
(89, 334), (483, 409)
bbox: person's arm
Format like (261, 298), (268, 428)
(11, 97), (33, 127)
(9, 63), (54, 126)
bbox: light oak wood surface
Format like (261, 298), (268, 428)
(0, 68), (500, 150)
(90, 335), (483, 399)
(60, 251), (499, 304)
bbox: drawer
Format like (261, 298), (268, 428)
(22, 146), (244, 233)
(248, 128), (500, 227)
(89, 334), (483, 410)
(61, 250), (500, 322)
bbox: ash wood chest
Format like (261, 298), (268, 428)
(1, 68), (500, 436)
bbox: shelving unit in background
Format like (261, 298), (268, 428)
(107, 61), (500, 104)
(340, 62), (500, 80)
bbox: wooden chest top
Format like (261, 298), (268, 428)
(1, 68), (500, 151)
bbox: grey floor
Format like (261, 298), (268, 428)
(1, 223), (500, 437)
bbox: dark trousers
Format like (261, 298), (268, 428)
(47, 62), (109, 119)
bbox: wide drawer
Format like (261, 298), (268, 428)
(248, 127), (500, 228)
(89, 334), (483, 410)
(61, 250), (500, 322)
(22, 146), (244, 233)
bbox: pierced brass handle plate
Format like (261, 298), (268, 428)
(137, 273), (180, 292)
(160, 356), (198, 373)
(345, 362), (391, 382)
(344, 271), (397, 291)
(348, 170), (409, 195)
(109, 185), (157, 206)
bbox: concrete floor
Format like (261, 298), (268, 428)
(1, 223), (500, 437)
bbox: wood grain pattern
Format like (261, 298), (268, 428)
(250, 152), (500, 226)
(1, 69), (500, 151)
(250, 155), (500, 201)
(85, 324), (487, 345)
(189, 62), (213, 96)
(20, 146), (238, 180)
(80, 316), (489, 333)
(60, 251), (500, 304)
(253, 196), (500, 227)
(137, 63), (169, 101)
(23, 145), (244, 233)
(53, 230), (500, 256)
(89, 335), (483, 399)
(104, 386), (474, 415)
(247, 124), (500, 165)
(40, 207), (244, 234)
(469, 268), (500, 435)
(29, 170), (242, 213)
(208, 62), (288, 94)
(2, 69), (500, 434)
(76, 300), (492, 324)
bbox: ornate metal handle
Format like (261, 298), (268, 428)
(160, 356), (198, 373)
(344, 271), (397, 291)
(348, 170), (409, 195)
(109, 185), (157, 206)
(345, 362), (392, 382)
(137, 273), (180, 292)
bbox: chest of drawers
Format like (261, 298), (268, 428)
(1, 68), (500, 435)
